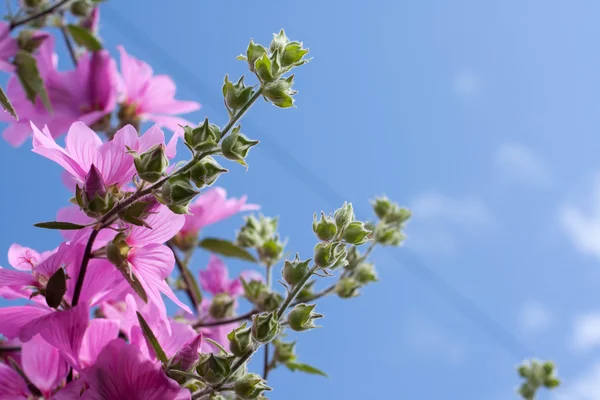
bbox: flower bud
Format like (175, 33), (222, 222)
(171, 232), (198, 252)
(241, 279), (267, 304)
(281, 41), (310, 68)
(282, 254), (311, 286)
(223, 75), (255, 111)
(183, 118), (221, 153)
(134, 144), (169, 183)
(234, 373), (272, 400)
(227, 323), (253, 357)
(189, 156), (228, 189)
(221, 127), (259, 168)
(245, 39), (267, 73)
(259, 237), (284, 263)
(375, 225), (406, 246)
(209, 293), (235, 319)
(371, 196), (392, 219)
(160, 174), (199, 214)
(287, 303), (323, 332)
(22, 0), (44, 8)
(254, 53), (275, 83)
(118, 200), (155, 228)
(354, 263), (378, 284)
(336, 277), (361, 299)
(312, 212), (337, 241)
(106, 233), (130, 268)
(251, 312), (279, 344)
(342, 221), (372, 245)
(171, 334), (203, 371)
(256, 291), (283, 312)
(196, 353), (234, 385)
(269, 29), (289, 55)
(273, 340), (296, 363)
(385, 205), (412, 225)
(313, 242), (334, 269)
(70, 0), (92, 17)
(334, 202), (355, 232)
(17, 30), (47, 53)
(262, 75), (297, 108)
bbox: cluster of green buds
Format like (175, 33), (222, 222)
(237, 29), (310, 108)
(237, 214), (285, 265)
(517, 360), (560, 400)
(239, 277), (282, 312)
(371, 196), (411, 246)
(333, 246), (379, 299)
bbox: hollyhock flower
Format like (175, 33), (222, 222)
(117, 45), (200, 133)
(0, 21), (17, 73)
(78, 339), (191, 400)
(199, 255), (245, 296)
(32, 122), (177, 189)
(180, 187), (259, 237)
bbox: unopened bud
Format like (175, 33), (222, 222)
(160, 174), (199, 214)
(190, 156), (227, 188)
(171, 334), (203, 371)
(287, 303), (323, 332)
(22, 0), (44, 8)
(256, 291), (283, 312)
(281, 41), (310, 68)
(223, 75), (255, 111)
(336, 277), (361, 299)
(354, 263), (378, 284)
(209, 293), (235, 319)
(84, 164), (106, 199)
(234, 373), (272, 400)
(282, 254), (311, 286)
(241, 279), (267, 303)
(245, 39), (267, 73)
(259, 237), (284, 262)
(196, 353), (234, 385)
(262, 75), (297, 108)
(221, 127), (259, 168)
(251, 312), (279, 344)
(183, 119), (221, 153)
(334, 202), (355, 232)
(70, 0), (92, 17)
(312, 212), (337, 241)
(342, 221), (372, 245)
(269, 29), (289, 55)
(134, 145), (169, 183)
(375, 225), (405, 246)
(254, 53), (275, 83)
(17, 30), (47, 53)
(273, 340), (296, 363)
(227, 323), (253, 357)
(106, 233), (130, 268)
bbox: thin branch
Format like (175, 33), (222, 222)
(192, 309), (256, 329)
(71, 229), (100, 307)
(10, 0), (72, 30)
(167, 242), (200, 312)
(263, 343), (270, 380)
(59, 16), (78, 66)
(0, 346), (21, 352)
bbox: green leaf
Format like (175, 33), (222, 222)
(45, 268), (67, 309)
(184, 265), (203, 304)
(115, 265), (148, 304)
(14, 50), (52, 113)
(67, 24), (102, 51)
(0, 85), (17, 120)
(34, 221), (86, 230)
(199, 238), (257, 262)
(136, 311), (168, 364)
(285, 361), (328, 377)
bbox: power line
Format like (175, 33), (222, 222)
(103, 6), (534, 360)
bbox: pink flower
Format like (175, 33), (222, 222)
(179, 187), (259, 237)
(80, 7), (100, 33)
(0, 21), (17, 73)
(199, 255), (244, 297)
(171, 334), (203, 371)
(78, 339), (191, 400)
(117, 45), (200, 134)
(32, 122), (177, 189)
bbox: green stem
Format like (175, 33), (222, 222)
(168, 242), (201, 313)
(221, 89), (262, 137)
(277, 265), (320, 320)
(59, 15), (78, 66)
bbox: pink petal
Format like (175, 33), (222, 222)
(0, 363), (29, 399)
(171, 333), (202, 371)
(38, 304), (89, 369)
(0, 267), (38, 287)
(117, 46), (154, 103)
(64, 122), (102, 173)
(22, 335), (69, 396)
(159, 320), (196, 359)
(79, 319), (120, 367)
(138, 124), (166, 152)
(31, 123), (87, 180)
(199, 255), (230, 295)
(127, 205), (185, 246)
(0, 305), (52, 340)
(8, 242), (42, 271)
(48, 379), (85, 400)
(96, 124), (138, 187)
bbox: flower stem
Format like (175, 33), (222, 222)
(192, 309), (257, 329)
(71, 228), (99, 307)
(59, 14), (78, 66)
(167, 242), (201, 313)
(10, 0), (71, 30)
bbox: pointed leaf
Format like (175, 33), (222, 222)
(14, 50), (52, 113)
(184, 265), (203, 304)
(0, 85), (17, 120)
(136, 311), (168, 364)
(34, 221), (87, 230)
(45, 268), (67, 309)
(114, 265), (148, 304)
(67, 24), (102, 51)
(285, 361), (328, 377)
(198, 238), (257, 263)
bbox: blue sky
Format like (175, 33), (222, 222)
(3, 0), (600, 399)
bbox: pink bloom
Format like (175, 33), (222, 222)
(171, 334), (203, 371)
(0, 21), (17, 72)
(0, 362), (30, 399)
(32, 122), (177, 188)
(180, 187), (259, 237)
(117, 45), (200, 133)
(79, 339), (191, 400)
(21, 335), (70, 397)
(199, 255), (244, 296)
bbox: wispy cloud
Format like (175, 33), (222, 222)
(554, 361), (600, 400)
(518, 301), (553, 335)
(404, 317), (466, 365)
(408, 193), (491, 255)
(453, 71), (481, 96)
(560, 176), (600, 260)
(570, 312), (600, 354)
(495, 143), (551, 187)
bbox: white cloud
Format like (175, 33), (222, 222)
(453, 71), (481, 96)
(560, 176), (600, 260)
(495, 143), (551, 186)
(570, 312), (600, 354)
(405, 318), (466, 364)
(518, 301), (553, 335)
(554, 361), (600, 400)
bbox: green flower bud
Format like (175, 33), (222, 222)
(282, 254), (311, 286)
(312, 212), (337, 241)
(134, 144), (169, 183)
(287, 303), (323, 332)
(518, 365), (529, 379)
(281, 41), (310, 68)
(314, 242), (346, 269)
(375, 225), (406, 246)
(336, 277), (361, 299)
(251, 312), (280, 344)
(254, 53), (275, 83)
(256, 291), (284, 312)
(262, 75), (297, 108)
(160, 174), (199, 214)
(209, 293), (235, 319)
(241, 278), (268, 304)
(223, 75), (255, 111)
(273, 340), (296, 363)
(385, 206), (412, 225)
(183, 119), (221, 153)
(118, 200), (154, 228)
(17, 30), (47, 53)
(334, 202), (355, 232)
(372, 196), (392, 219)
(23, 0), (44, 8)
(234, 373), (272, 400)
(209, 394), (226, 400)
(221, 127), (259, 168)
(330, 242), (349, 270)
(227, 323), (253, 357)
(70, 0), (92, 17)
(259, 237), (284, 263)
(342, 221), (372, 245)
(196, 353), (234, 385)
(170, 232), (198, 252)
(345, 246), (361, 268)
(106, 233), (130, 268)
(354, 263), (378, 284)
(245, 39), (267, 73)
(270, 29), (289, 55)
(190, 156), (227, 188)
